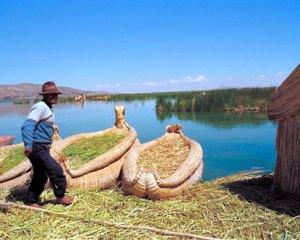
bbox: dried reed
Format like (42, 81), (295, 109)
(62, 131), (126, 169)
(0, 147), (25, 174)
(137, 135), (189, 178)
(0, 173), (299, 239)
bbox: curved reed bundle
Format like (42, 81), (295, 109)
(51, 106), (138, 189)
(122, 124), (203, 199)
(0, 144), (31, 190)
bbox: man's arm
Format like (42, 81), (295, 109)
(21, 103), (45, 156)
(21, 119), (38, 149)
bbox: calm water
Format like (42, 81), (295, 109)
(0, 100), (277, 180)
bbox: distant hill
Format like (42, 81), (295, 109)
(0, 83), (105, 100)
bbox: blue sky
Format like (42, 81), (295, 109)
(0, 1), (299, 93)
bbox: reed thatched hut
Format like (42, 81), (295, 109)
(268, 64), (300, 199)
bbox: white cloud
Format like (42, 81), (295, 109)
(185, 75), (206, 83)
(96, 74), (207, 91)
(144, 81), (158, 86)
(162, 75), (207, 85)
(97, 84), (110, 88)
(168, 79), (180, 84)
(97, 83), (122, 88)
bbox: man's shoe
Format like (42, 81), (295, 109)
(56, 195), (74, 206)
(26, 203), (41, 208)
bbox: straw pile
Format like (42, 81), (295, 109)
(0, 145), (31, 191)
(122, 124), (203, 199)
(1, 173), (299, 239)
(268, 64), (300, 199)
(137, 134), (189, 179)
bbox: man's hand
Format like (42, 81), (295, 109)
(24, 148), (32, 157)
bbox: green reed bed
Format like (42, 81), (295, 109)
(62, 131), (126, 169)
(155, 87), (276, 112)
(0, 147), (25, 174)
(0, 173), (299, 239)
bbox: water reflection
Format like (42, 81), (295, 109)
(0, 101), (31, 116)
(156, 110), (270, 128)
(74, 101), (85, 108)
(0, 100), (276, 181)
(1, 100), (272, 129)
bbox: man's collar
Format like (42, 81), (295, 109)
(42, 99), (52, 109)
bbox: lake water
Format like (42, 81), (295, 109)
(0, 100), (277, 181)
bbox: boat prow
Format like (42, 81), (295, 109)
(0, 136), (15, 147)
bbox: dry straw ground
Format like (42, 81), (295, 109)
(0, 172), (299, 239)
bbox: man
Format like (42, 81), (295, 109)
(21, 81), (73, 207)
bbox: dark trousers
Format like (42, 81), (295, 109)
(26, 144), (67, 203)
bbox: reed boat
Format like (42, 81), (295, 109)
(121, 124), (203, 199)
(51, 106), (138, 189)
(0, 136), (15, 147)
(0, 144), (31, 190)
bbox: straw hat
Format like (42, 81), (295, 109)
(39, 81), (62, 95)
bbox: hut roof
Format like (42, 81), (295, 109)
(268, 64), (300, 120)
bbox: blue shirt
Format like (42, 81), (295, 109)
(21, 101), (55, 149)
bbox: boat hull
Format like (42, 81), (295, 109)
(0, 136), (15, 147)
(121, 125), (204, 199)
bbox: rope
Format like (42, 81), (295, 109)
(0, 201), (221, 240)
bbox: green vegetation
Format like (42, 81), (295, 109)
(85, 94), (109, 101)
(156, 111), (270, 128)
(155, 87), (276, 113)
(107, 91), (187, 101)
(12, 96), (75, 105)
(101, 87), (275, 112)
(58, 96), (75, 103)
(0, 147), (25, 174)
(62, 131), (126, 169)
(0, 173), (299, 239)
(12, 99), (30, 105)
(12, 87), (275, 112)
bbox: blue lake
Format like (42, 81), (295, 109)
(0, 100), (277, 181)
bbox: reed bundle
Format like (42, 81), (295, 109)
(122, 125), (203, 199)
(0, 146), (25, 174)
(62, 131), (126, 170)
(50, 106), (138, 189)
(0, 145), (31, 190)
(137, 134), (189, 178)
